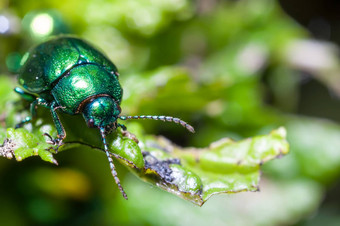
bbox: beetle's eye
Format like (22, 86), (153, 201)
(87, 118), (95, 128)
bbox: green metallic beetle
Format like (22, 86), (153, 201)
(15, 36), (194, 199)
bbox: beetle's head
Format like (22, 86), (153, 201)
(82, 96), (121, 132)
(83, 96), (127, 199)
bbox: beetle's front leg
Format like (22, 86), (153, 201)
(14, 87), (36, 102)
(44, 102), (66, 147)
(117, 123), (127, 131)
(15, 97), (49, 128)
(117, 123), (139, 143)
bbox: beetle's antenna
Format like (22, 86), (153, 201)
(119, 115), (195, 133)
(99, 127), (128, 200)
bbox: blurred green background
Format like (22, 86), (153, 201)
(1, 0), (340, 225)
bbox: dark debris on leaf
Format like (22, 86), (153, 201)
(143, 151), (181, 183)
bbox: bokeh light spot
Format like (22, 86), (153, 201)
(0, 15), (10, 33)
(30, 13), (54, 36)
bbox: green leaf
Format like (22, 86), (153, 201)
(1, 118), (288, 206)
(130, 126), (288, 206)
(2, 128), (57, 164)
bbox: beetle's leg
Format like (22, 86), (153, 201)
(15, 116), (32, 128)
(117, 123), (127, 131)
(117, 123), (139, 143)
(14, 87), (36, 102)
(15, 97), (49, 128)
(122, 130), (139, 143)
(100, 127), (128, 200)
(31, 98), (49, 117)
(14, 87), (37, 128)
(45, 102), (66, 146)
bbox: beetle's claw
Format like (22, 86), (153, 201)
(43, 133), (64, 147)
(43, 132), (53, 141)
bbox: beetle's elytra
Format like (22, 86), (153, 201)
(15, 36), (194, 199)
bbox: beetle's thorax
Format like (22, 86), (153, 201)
(82, 96), (121, 130)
